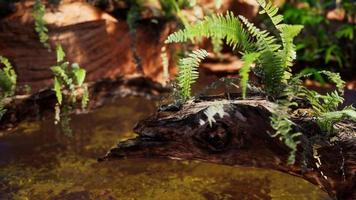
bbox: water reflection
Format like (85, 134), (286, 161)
(0, 97), (330, 200)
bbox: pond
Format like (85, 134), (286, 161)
(0, 97), (331, 200)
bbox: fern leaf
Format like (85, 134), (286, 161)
(238, 15), (280, 52)
(0, 56), (17, 96)
(56, 44), (65, 63)
(54, 77), (62, 105)
(72, 63), (86, 86)
(320, 71), (345, 94)
(166, 12), (252, 51)
(177, 49), (208, 100)
(33, 0), (50, 49)
(318, 106), (356, 133)
(270, 113), (301, 164)
(278, 24), (303, 81)
(239, 52), (260, 99)
(260, 51), (285, 96)
(256, 0), (284, 28)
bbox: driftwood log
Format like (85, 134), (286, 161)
(102, 97), (356, 200)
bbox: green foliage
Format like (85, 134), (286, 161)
(336, 25), (354, 40)
(51, 44), (89, 124)
(165, 0), (353, 164)
(176, 49), (208, 100)
(0, 56), (17, 97)
(165, 12), (251, 51)
(285, 69), (354, 136)
(239, 52), (260, 99)
(270, 112), (301, 164)
(318, 107), (356, 134)
(33, 0), (50, 49)
(0, 56), (17, 120)
(166, 0), (304, 97)
(256, 0), (284, 28)
(281, 0), (356, 69)
(306, 90), (343, 115)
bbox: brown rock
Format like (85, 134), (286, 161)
(0, 2), (176, 92)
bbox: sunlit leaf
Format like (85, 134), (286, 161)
(56, 44), (65, 63)
(73, 66), (86, 86)
(54, 77), (62, 105)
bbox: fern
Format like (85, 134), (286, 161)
(51, 44), (89, 124)
(165, 0), (352, 164)
(318, 106), (356, 134)
(239, 52), (260, 99)
(256, 0), (284, 29)
(238, 15), (280, 52)
(320, 71), (345, 94)
(270, 112), (301, 164)
(33, 0), (50, 49)
(166, 12), (252, 51)
(0, 56), (17, 120)
(177, 49), (208, 100)
(0, 56), (17, 96)
(306, 90), (343, 115)
(278, 25), (303, 81)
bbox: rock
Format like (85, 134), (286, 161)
(0, 2), (177, 92)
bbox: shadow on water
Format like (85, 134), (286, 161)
(0, 96), (331, 200)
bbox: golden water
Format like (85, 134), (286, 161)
(0, 97), (330, 200)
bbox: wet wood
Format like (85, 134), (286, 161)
(103, 98), (356, 200)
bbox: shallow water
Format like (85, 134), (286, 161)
(0, 97), (331, 200)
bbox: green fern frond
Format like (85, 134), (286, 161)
(320, 71), (345, 94)
(56, 44), (65, 62)
(166, 12), (252, 51)
(260, 51), (285, 96)
(278, 24), (303, 81)
(318, 106), (356, 134)
(0, 56), (17, 96)
(239, 52), (260, 99)
(177, 49), (208, 100)
(238, 15), (280, 52)
(306, 90), (344, 115)
(256, 0), (284, 28)
(270, 112), (301, 164)
(33, 0), (50, 49)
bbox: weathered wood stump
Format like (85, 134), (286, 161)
(102, 98), (356, 200)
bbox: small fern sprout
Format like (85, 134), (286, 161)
(51, 44), (89, 124)
(177, 49), (208, 100)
